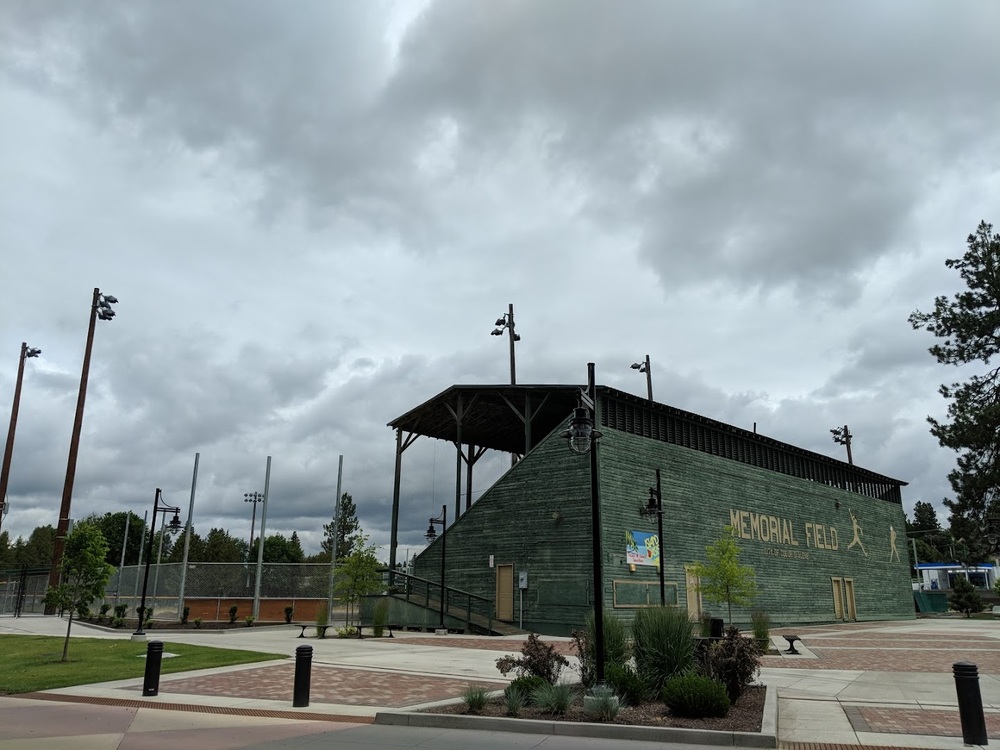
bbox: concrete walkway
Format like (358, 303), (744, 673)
(0, 614), (996, 748)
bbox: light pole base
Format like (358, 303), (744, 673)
(434, 628), (448, 635)
(130, 632), (148, 642)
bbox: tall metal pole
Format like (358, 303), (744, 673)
(115, 512), (130, 606)
(655, 468), (665, 606)
(844, 425), (854, 466)
(252, 456), (271, 620)
(0, 342), (39, 532)
(507, 303), (516, 385)
(439, 505), (447, 628)
(177, 452), (199, 618)
(50, 288), (107, 595)
(587, 363), (605, 685)
(132, 511), (147, 607)
(327, 454), (344, 620)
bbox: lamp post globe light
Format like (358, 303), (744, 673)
(132, 488), (182, 639)
(561, 363), (606, 686)
(639, 469), (666, 606)
(630, 354), (652, 401)
(425, 505), (447, 629)
(490, 303), (520, 385)
(0, 342), (41, 533)
(49, 288), (118, 597)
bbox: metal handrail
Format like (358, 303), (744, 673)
(379, 568), (493, 634)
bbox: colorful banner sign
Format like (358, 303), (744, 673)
(626, 530), (660, 567)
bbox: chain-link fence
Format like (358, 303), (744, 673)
(0, 567), (49, 616)
(106, 562), (337, 621)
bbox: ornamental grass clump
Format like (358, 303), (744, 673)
(750, 608), (771, 652)
(531, 682), (575, 715)
(503, 686), (528, 716)
(571, 610), (630, 687)
(662, 673), (730, 718)
(605, 662), (649, 706)
(461, 684), (491, 714)
(632, 606), (694, 695)
(583, 684), (621, 722)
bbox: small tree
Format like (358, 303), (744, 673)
(691, 526), (758, 625)
(43, 523), (114, 661)
(949, 575), (984, 618)
(333, 534), (382, 625)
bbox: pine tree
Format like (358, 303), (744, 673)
(909, 221), (1000, 551)
(948, 575), (983, 618)
(321, 493), (361, 561)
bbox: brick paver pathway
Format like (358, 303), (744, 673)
(152, 663), (507, 707)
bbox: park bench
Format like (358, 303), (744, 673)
(783, 635), (802, 654)
(294, 623), (333, 638)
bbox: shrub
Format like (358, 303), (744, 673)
(114, 603), (128, 619)
(495, 633), (569, 684)
(605, 662), (648, 706)
(284, 606), (294, 624)
(144, 607), (153, 626)
(181, 606), (190, 625)
(461, 684), (491, 714)
(571, 611), (630, 688)
(949, 576), (984, 618)
(705, 626), (762, 702)
(76, 604), (91, 620)
(335, 626), (356, 638)
(750, 608), (771, 651)
(662, 673), (730, 718)
(228, 605), (239, 624)
(504, 686), (528, 716)
(193, 617), (203, 628)
(532, 682), (575, 715)
(632, 607), (695, 695)
(583, 684), (621, 722)
(99, 603), (112, 618)
(111, 617), (125, 629)
(699, 611), (713, 637)
(505, 675), (547, 704)
(316, 602), (329, 637)
(372, 598), (390, 637)
(244, 615), (255, 627)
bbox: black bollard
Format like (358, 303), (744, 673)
(142, 641), (164, 697)
(293, 645), (313, 708)
(953, 661), (988, 746)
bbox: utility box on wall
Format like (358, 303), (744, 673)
(518, 571), (528, 590)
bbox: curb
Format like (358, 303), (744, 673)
(374, 685), (778, 748)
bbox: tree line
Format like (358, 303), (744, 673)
(0, 492), (363, 571)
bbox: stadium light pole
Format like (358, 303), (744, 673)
(48, 288), (118, 598)
(562, 363), (605, 685)
(490, 303), (520, 385)
(244, 491), (264, 559)
(425, 505), (447, 629)
(630, 354), (652, 401)
(0, 342), (41, 533)
(830, 425), (854, 465)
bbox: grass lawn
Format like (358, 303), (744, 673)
(0, 635), (285, 694)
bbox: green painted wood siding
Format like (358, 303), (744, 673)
(413, 412), (913, 635)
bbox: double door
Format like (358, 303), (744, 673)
(831, 577), (857, 621)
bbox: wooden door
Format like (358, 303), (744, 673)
(831, 577), (844, 620)
(844, 578), (857, 621)
(496, 564), (514, 620)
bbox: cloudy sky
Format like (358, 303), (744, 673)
(1, 1), (998, 561)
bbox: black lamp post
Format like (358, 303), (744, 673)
(133, 488), (182, 638)
(49, 288), (118, 597)
(0, 342), (41, 533)
(630, 354), (652, 401)
(639, 469), (666, 606)
(425, 505), (448, 629)
(562, 363), (605, 685)
(491, 303), (520, 385)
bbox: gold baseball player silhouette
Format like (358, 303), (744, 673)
(847, 510), (867, 556)
(888, 524), (900, 562)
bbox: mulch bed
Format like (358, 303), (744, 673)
(426, 684), (765, 732)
